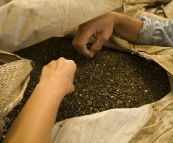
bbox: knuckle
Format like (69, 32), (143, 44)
(92, 47), (100, 52)
(71, 61), (76, 66)
(59, 57), (64, 60)
(49, 60), (56, 65)
(101, 35), (109, 41)
(72, 40), (84, 49)
(79, 23), (91, 31)
(76, 42), (83, 48)
(42, 65), (47, 71)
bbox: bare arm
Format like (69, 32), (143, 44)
(3, 57), (76, 143)
(72, 12), (143, 57)
(113, 12), (143, 43)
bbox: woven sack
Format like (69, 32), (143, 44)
(0, 50), (33, 140)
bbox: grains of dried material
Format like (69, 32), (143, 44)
(3, 37), (170, 135)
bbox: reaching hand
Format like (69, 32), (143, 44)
(39, 57), (76, 96)
(72, 12), (117, 58)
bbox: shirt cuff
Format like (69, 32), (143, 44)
(135, 16), (153, 45)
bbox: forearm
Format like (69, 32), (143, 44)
(112, 12), (143, 43)
(3, 83), (65, 143)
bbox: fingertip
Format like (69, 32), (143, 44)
(88, 52), (94, 58)
(80, 51), (94, 58)
(90, 41), (103, 54)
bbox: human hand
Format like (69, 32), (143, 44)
(72, 12), (117, 58)
(39, 57), (76, 96)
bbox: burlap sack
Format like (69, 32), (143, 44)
(0, 0), (12, 6)
(0, 50), (33, 140)
(123, 0), (173, 20)
(107, 35), (173, 77)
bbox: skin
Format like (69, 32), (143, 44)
(72, 11), (143, 58)
(2, 12), (143, 143)
(2, 57), (76, 143)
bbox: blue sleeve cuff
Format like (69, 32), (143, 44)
(135, 16), (153, 45)
(135, 16), (173, 47)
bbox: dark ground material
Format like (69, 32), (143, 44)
(3, 37), (170, 135)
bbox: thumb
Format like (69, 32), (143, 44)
(90, 33), (109, 54)
(70, 84), (75, 93)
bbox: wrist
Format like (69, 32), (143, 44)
(109, 11), (120, 28)
(35, 82), (67, 100)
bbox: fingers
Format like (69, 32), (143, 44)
(90, 33), (109, 54)
(56, 58), (76, 93)
(40, 57), (76, 96)
(72, 25), (94, 58)
(72, 22), (111, 57)
(44, 57), (76, 79)
(42, 57), (76, 94)
(57, 57), (76, 72)
(73, 31), (107, 57)
(47, 57), (75, 69)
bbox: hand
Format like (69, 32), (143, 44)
(2, 58), (76, 143)
(72, 12), (117, 58)
(39, 57), (76, 96)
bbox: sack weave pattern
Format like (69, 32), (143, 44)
(0, 50), (33, 139)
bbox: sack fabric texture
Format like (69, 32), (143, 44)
(0, 50), (33, 140)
